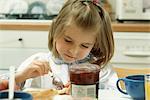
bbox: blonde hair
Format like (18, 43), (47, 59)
(48, 0), (114, 67)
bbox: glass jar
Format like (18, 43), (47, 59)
(69, 63), (100, 98)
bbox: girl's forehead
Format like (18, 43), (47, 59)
(63, 23), (97, 43)
(65, 22), (97, 34)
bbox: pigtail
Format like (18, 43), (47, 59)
(90, 1), (114, 68)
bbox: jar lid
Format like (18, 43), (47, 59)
(69, 63), (100, 73)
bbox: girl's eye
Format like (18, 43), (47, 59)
(81, 45), (89, 48)
(64, 38), (72, 42)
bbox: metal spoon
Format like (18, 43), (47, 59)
(49, 72), (64, 90)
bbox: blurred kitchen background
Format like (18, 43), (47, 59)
(0, 0), (150, 21)
(0, 0), (150, 79)
(0, 0), (64, 20)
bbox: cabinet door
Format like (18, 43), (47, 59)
(0, 30), (21, 47)
(0, 30), (49, 70)
(21, 30), (48, 48)
(111, 32), (150, 64)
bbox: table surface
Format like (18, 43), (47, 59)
(53, 89), (133, 100)
(98, 89), (132, 100)
(23, 88), (133, 100)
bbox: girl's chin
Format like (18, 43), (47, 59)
(61, 55), (75, 63)
(62, 57), (75, 63)
(63, 58), (75, 63)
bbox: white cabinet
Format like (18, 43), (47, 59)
(0, 30), (49, 70)
(111, 32), (150, 80)
(0, 30), (21, 47)
(21, 31), (48, 48)
(111, 32), (150, 68)
(0, 30), (48, 48)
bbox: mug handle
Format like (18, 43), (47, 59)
(116, 78), (128, 95)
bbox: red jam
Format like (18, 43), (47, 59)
(70, 64), (100, 84)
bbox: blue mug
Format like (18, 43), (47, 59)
(116, 75), (145, 100)
(0, 91), (33, 100)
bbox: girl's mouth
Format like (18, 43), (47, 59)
(64, 53), (76, 59)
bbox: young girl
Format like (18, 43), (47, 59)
(0, 0), (117, 92)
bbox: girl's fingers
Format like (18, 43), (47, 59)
(39, 61), (50, 74)
(32, 60), (50, 75)
(64, 82), (71, 94)
(31, 65), (43, 77)
(34, 61), (46, 73)
(40, 61), (51, 74)
(64, 82), (71, 88)
(43, 62), (50, 74)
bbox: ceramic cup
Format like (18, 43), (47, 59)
(0, 91), (33, 100)
(116, 75), (145, 100)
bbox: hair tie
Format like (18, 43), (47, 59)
(92, 0), (99, 4)
(81, 0), (99, 4)
(81, 0), (101, 7)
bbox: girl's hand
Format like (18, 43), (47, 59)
(64, 82), (71, 94)
(15, 60), (50, 83)
(58, 82), (71, 95)
(25, 60), (50, 78)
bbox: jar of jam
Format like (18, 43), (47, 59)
(69, 63), (100, 98)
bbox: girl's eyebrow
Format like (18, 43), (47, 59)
(64, 35), (94, 45)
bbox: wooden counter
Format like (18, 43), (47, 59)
(112, 22), (150, 32)
(0, 20), (150, 32)
(0, 20), (52, 31)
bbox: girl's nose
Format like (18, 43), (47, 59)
(69, 45), (79, 57)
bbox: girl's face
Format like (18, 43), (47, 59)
(55, 23), (97, 63)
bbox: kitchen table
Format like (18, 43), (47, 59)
(98, 89), (132, 100)
(49, 89), (133, 100)
(23, 88), (133, 100)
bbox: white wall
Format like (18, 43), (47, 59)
(108, 0), (116, 14)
